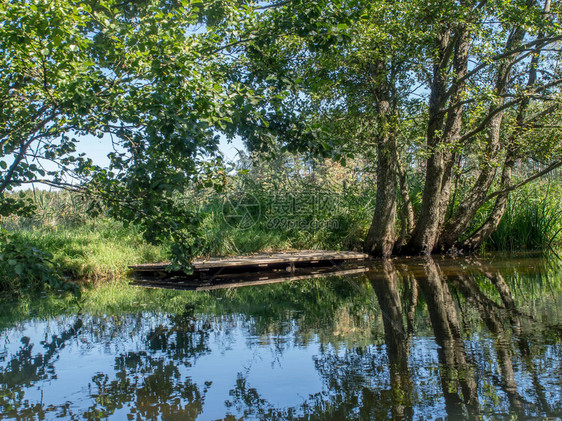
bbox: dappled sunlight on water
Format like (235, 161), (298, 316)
(0, 255), (561, 419)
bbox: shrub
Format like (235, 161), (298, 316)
(0, 230), (78, 295)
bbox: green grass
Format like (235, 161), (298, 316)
(0, 184), (373, 289)
(2, 176), (561, 293)
(193, 185), (373, 257)
(13, 219), (168, 282)
(485, 181), (562, 251)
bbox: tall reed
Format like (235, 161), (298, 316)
(485, 181), (562, 251)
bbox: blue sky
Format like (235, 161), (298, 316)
(15, 134), (245, 191)
(75, 133), (245, 167)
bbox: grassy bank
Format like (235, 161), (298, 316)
(13, 219), (168, 281)
(0, 177), (374, 290)
(1, 173), (561, 294)
(0, 218), (168, 293)
(0, 189), (168, 290)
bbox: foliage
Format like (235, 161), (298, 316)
(0, 154), (375, 287)
(0, 0), (266, 267)
(9, 219), (167, 282)
(1, 190), (167, 284)
(0, 229), (77, 294)
(485, 180), (562, 251)
(1, 189), (102, 230)
(232, 0), (562, 255)
(2, 0), (562, 273)
(191, 152), (376, 256)
(2, 172), (561, 294)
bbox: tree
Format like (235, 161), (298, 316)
(4, 0), (561, 264)
(234, 0), (562, 256)
(0, 0), (265, 266)
(404, 0), (562, 254)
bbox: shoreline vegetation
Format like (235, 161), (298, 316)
(1, 160), (561, 294)
(2, 0), (562, 296)
(1, 2), (561, 417)
(1, 251), (560, 329)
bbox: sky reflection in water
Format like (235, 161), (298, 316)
(0, 255), (561, 420)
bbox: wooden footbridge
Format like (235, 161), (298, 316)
(130, 250), (370, 290)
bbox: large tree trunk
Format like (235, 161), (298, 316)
(404, 28), (453, 254)
(365, 131), (398, 257)
(434, 28), (471, 249)
(364, 62), (399, 257)
(437, 13), (530, 250)
(406, 25), (470, 254)
(362, 0), (557, 257)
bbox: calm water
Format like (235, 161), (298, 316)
(0, 255), (561, 420)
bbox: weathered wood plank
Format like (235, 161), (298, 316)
(129, 250), (369, 272)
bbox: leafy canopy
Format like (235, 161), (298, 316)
(0, 0), (269, 266)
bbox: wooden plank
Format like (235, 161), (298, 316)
(133, 267), (369, 291)
(129, 250), (369, 272)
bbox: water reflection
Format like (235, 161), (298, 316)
(0, 256), (561, 419)
(419, 259), (480, 418)
(370, 261), (413, 419)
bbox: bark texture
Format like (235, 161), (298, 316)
(365, 135), (398, 257)
(405, 28), (453, 254)
(364, 62), (399, 257)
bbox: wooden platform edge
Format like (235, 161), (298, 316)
(129, 250), (370, 272)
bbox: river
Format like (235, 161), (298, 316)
(0, 254), (560, 419)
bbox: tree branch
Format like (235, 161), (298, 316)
(484, 161), (562, 202)
(459, 34), (562, 84)
(458, 77), (562, 144)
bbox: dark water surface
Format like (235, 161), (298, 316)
(1, 255), (561, 420)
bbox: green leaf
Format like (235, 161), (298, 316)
(14, 264), (23, 276)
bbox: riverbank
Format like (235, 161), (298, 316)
(1, 180), (561, 294)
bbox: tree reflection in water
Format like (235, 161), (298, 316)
(416, 258), (480, 418)
(224, 257), (561, 420)
(83, 309), (212, 419)
(0, 256), (560, 419)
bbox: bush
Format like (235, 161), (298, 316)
(0, 230), (78, 295)
(190, 161), (376, 256)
